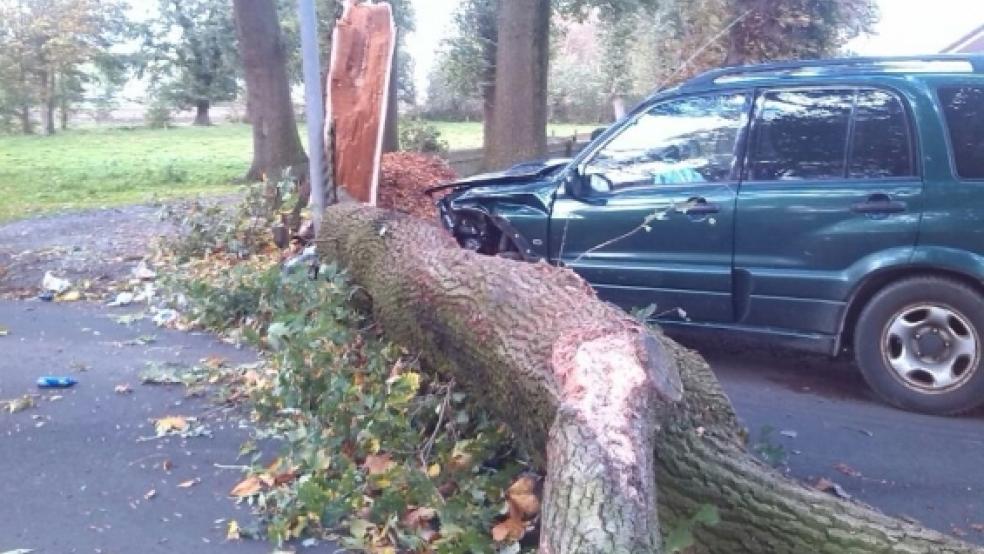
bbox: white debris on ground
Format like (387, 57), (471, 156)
(41, 271), (71, 294)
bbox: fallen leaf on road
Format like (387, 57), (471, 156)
(834, 462), (862, 478)
(813, 477), (851, 499)
(55, 290), (81, 302)
(114, 383), (132, 394)
(226, 520), (241, 541)
(202, 355), (228, 369)
(230, 476), (262, 497)
(3, 395), (35, 414)
(144, 488), (157, 500)
(155, 416), (189, 436)
(177, 478), (200, 488)
(0, 325), (9, 336)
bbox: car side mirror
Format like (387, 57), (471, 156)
(565, 171), (612, 205)
(587, 173), (613, 195)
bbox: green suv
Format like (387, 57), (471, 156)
(430, 55), (984, 415)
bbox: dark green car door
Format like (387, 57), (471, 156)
(550, 92), (751, 322)
(733, 87), (922, 335)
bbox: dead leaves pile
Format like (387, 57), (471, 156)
(229, 458), (299, 498)
(492, 475), (541, 543)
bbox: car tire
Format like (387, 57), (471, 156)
(854, 276), (984, 415)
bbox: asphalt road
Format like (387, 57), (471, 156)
(3, 299), (983, 551)
(683, 335), (984, 544)
(0, 300), (337, 554)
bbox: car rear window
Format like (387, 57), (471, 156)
(939, 86), (984, 180)
(850, 90), (913, 179)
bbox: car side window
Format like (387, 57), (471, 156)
(583, 93), (750, 189)
(850, 90), (914, 178)
(939, 86), (984, 180)
(748, 90), (854, 181)
(748, 88), (915, 181)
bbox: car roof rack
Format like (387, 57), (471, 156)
(681, 55), (984, 89)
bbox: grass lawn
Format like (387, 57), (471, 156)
(0, 124), (254, 222)
(0, 120), (594, 222)
(428, 120), (597, 150)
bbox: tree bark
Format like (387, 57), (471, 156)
(477, 2), (498, 171)
(232, 0), (307, 182)
(193, 99), (212, 126)
(316, 204), (981, 554)
(381, 40), (399, 153)
(19, 104), (32, 135)
(611, 95), (626, 120)
(485, 0), (548, 171)
(40, 69), (55, 136)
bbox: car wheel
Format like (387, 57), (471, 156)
(854, 277), (984, 415)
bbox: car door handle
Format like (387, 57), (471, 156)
(685, 197), (720, 216)
(851, 194), (907, 214)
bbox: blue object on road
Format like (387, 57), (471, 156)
(37, 376), (77, 388)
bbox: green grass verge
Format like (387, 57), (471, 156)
(426, 120), (596, 150)
(0, 120), (596, 223)
(0, 124), (254, 222)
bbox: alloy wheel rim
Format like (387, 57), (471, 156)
(881, 303), (979, 392)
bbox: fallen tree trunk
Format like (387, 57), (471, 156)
(317, 204), (980, 554)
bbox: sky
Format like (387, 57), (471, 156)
(406, 0), (984, 99)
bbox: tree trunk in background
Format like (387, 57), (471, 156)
(480, 77), (495, 167)
(40, 70), (55, 136)
(485, 0), (548, 171)
(478, 1), (498, 170)
(233, 0), (308, 182)
(381, 40), (399, 153)
(59, 98), (68, 131)
(19, 104), (32, 135)
(317, 204), (981, 554)
(193, 100), (212, 126)
(611, 95), (626, 120)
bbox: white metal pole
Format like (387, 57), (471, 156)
(297, 0), (325, 235)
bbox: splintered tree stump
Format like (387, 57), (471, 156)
(317, 204), (980, 554)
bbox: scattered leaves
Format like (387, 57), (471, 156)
(834, 462), (862, 478)
(3, 395), (35, 414)
(226, 520), (241, 541)
(813, 477), (851, 499)
(230, 476), (263, 498)
(154, 416), (189, 436)
(491, 516), (525, 543)
(363, 454), (395, 476)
